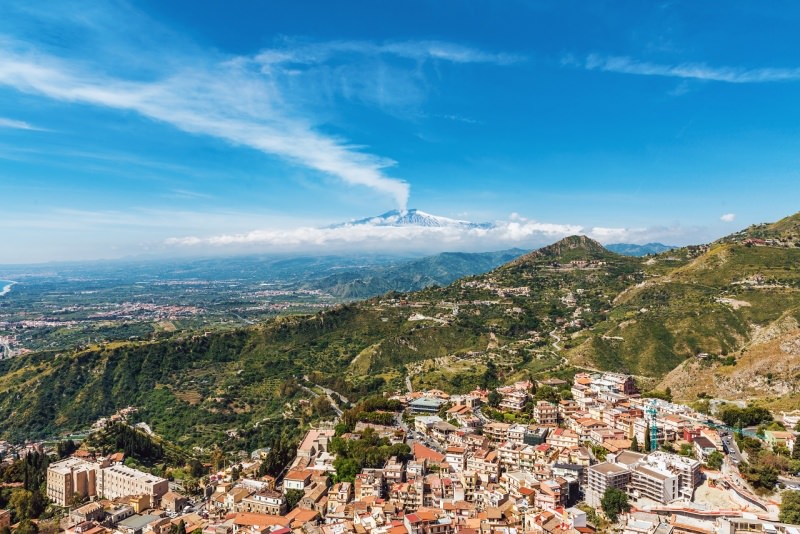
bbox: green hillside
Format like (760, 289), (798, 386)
(304, 249), (527, 298)
(2, 213), (800, 444)
(566, 215), (800, 381)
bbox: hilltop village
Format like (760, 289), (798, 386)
(4, 372), (798, 534)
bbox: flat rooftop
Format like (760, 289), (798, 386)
(590, 462), (629, 475)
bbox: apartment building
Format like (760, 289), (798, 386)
(483, 422), (511, 444)
(235, 489), (287, 516)
(500, 471), (539, 500)
(384, 456), (405, 484)
(507, 424), (528, 445)
(547, 428), (580, 449)
(629, 464), (679, 504)
(403, 510), (454, 534)
(466, 448), (500, 483)
(559, 400), (580, 420)
(48, 457), (167, 506)
(586, 462), (631, 507)
(326, 482), (352, 515)
(444, 446), (466, 472)
(354, 471), (384, 500)
(600, 373), (637, 395)
(534, 402), (559, 425)
(535, 478), (569, 511)
(47, 457), (99, 506)
(498, 387), (528, 412)
(389, 478), (424, 512)
(498, 442), (523, 471)
(98, 463), (168, 502)
(645, 451), (701, 500)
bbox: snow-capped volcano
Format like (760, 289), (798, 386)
(333, 209), (494, 229)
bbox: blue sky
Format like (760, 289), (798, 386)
(1, 1), (799, 262)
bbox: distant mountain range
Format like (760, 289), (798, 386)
(336, 210), (677, 258)
(332, 208), (493, 229)
(606, 242), (677, 256)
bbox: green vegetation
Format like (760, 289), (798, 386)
(303, 249), (527, 299)
(706, 451), (724, 470)
(0, 452), (50, 526)
(642, 388), (672, 402)
(3, 216), (800, 447)
(285, 489), (305, 511)
(329, 428), (409, 483)
(781, 491), (800, 524)
(588, 442), (608, 461)
(87, 423), (183, 465)
(719, 405), (773, 427)
(739, 451), (786, 492)
(339, 396), (403, 433)
(577, 504), (610, 531)
(601, 487), (630, 522)
(0, 251), (527, 354)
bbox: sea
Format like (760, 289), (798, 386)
(0, 280), (16, 297)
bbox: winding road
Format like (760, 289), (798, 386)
(301, 375), (344, 418)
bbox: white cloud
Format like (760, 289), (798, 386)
(252, 39), (520, 117)
(165, 216), (582, 250)
(255, 39), (522, 67)
(0, 34), (521, 209)
(0, 116), (46, 130)
(163, 214), (709, 255)
(588, 226), (644, 242)
(0, 42), (415, 207)
(720, 213), (736, 222)
(583, 54), (800, 83)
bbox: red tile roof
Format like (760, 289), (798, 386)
(412, 442), (445, 463)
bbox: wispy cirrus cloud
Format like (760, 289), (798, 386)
(582, 54), (800, 83)
(256, 39), (523, 67)
(0, 116), (47, 131)
(0, 32), (519, 209)
(253, 38), (521, 115)
(0, 42), (413, 208)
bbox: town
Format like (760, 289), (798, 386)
(3, 372), (799, 534)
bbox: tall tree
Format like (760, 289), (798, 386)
(285, 489), (305, 510)
(481, 360), (499, 389)
(601, 488), (630, 523)
(210, 447), (224, 472)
